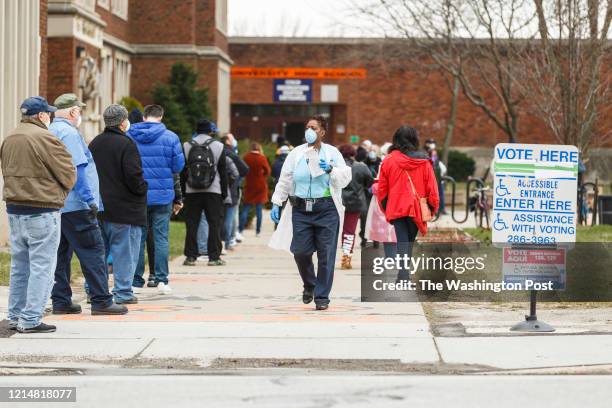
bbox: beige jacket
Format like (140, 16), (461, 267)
(1, 118), (76, 208)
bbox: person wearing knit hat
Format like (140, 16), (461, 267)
(103, 104), (129, 128)
(90, 104), (148, 306)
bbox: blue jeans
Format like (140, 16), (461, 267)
(290, 200), (339, 306)
(8, 212), (61, 329)
(223, 205), (236, 249)
(134, 204), (172, 286)
(100, 221), (142, 302)
(239, 203), (263, 234)
(197, 210), (208, 255)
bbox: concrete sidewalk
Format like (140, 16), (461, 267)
(1, 214), (611, 373)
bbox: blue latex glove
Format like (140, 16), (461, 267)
(319, 159), (332, 173)
(270, 204), (281, 224)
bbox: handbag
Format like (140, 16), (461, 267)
(406, 171), (433, 222)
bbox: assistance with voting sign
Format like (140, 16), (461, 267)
(492, 143), (578, 246)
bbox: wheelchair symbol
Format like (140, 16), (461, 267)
(495, 179), (511, 197)
(493, 213), (509, 231)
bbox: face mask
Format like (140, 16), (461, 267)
(368, 151), (377, 161)
(305, 128), (318, 144)
(75, 115), (82, 128)
(123, 120), (131, 133)
(232, 138), (238, 148)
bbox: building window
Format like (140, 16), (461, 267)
(111, 0), (127, 20)
(215, 0), (227, 34)
(97, 0), (110, 10)
(100, 47), (113, 110)
(113, 52), (131, 103)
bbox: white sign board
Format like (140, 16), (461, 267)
(502, 248), (566, 290)
(492, 143), (578, 246)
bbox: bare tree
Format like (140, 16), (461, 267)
(354, 0), (536, 144)
(527, 0), (612, 154)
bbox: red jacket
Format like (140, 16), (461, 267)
(377, 150), (439, 235)
(242, 151), (271, 204)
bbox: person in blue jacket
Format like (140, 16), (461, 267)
(128, 104), (185, 295)
(49, 93), (127, 315)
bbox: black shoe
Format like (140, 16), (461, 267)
(183, 257), (197, 266)
(115, 296), (138, 305)
(52, 303), (82, 315)
(91, 303), (129, 315)
(86, 295), (91, 304)
(302, 288), (314, 304)
(147, 280), (158, 288)
(316, 304), (329, 311)
(17, 323), (56, 333)
(8, 321), (17, 331)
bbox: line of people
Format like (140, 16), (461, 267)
(1, 95), (258, 333)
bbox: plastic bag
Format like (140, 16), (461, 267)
(365, 197), (396, 243)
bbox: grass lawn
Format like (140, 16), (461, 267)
(0, 221), (187, 286)
(464, 224), (612, 243)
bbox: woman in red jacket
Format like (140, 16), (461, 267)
(377, 126), (439, 281)
(239, 142), (271, 237)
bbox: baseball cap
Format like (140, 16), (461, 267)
(20, 96), (57, 115)
(54, 93), (86, 110)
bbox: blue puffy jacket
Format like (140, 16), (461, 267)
(128, 122), (185, 205)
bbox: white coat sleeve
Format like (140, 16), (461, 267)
(271, 149), (296, 206)
(329, 147), (352, 190)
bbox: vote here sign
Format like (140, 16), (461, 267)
(492, 143), (578, 246)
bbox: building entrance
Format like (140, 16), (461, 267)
(231, 104), (341, 147)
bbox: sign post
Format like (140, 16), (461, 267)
(493, 143), (578, 332)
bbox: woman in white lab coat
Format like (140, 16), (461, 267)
(269, 115), (352, 310)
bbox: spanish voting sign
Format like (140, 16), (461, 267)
(492, 143), (578, 246)
(502, 248), (566, 290)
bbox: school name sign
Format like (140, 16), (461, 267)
(492, 143), (579, 246)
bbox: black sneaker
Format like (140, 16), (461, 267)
(115, 296), (138, 305)
(91, 303), (129, 315)
(17, 323), (56, 333)
(302, 288), (314, 304)
(8, 321), (17, 331)
(147, 280), (158, 288)
(183, 257), (197, 266)
(52, 303), (82, 315)
(316, 304), (329, 311)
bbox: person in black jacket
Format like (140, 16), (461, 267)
(339, 144), (374, 269)
(90, 104), (148, 304)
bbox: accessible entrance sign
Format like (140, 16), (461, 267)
(492, 143), (579, 246)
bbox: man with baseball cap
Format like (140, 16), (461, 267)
(1, 96), (76, 333)
(49, 93), (127, 316)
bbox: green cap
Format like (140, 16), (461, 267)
(53, 93), (86, 110)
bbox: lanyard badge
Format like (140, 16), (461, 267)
(305, 199), (314, 212)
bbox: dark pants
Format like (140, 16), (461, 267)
(290, 200), (339, 306)
(342, 211), (361, 255)
(359, 194), (373, 245)
(52, 210), (113, 309)
(390, 217), (419, 280)
(184, 193), (224, 261)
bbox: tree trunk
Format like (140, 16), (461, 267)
(442, 76), (460, 165)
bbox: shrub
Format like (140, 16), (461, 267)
(119, 96), (144, 113)
(446, 150), (475, 181)
(152, 62), (212, 142)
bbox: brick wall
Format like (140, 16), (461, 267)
(129, 0), (197, 44)
(47, 37), (75, 103)
(96, 2), (129, 42)
(229, 41), (612, 148)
